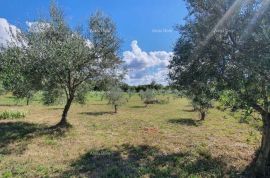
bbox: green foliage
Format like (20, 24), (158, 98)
(42, 89), (64, 106)
(140, 89), (161, 106)
(127, 88), (134, 99)
(0, 82), (6, 95)
(0, 110), (26, 120)
(2, 171), (13, 178)
(169, 0), (270, 121)
(219, 90), (238, 108)
(141, 89), (156, 102)
(218, 90), (243, 111)
(74, 83), (92, 105)
(105, 86), (126, 113)
(170, 0), (270, 174)
(139, 90), (144, 101)
(191, 95), (212, 113)
(1, 2), (122, 124)
(159, 97), (170, 105)
(1, 47), (41, 104)
(118, 82), (166, 93)
(171, 0), (270, 115)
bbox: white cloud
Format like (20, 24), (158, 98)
(123, 40), (172, 69)
(0, 18), (23, 48)
(123, 40), (172, 86)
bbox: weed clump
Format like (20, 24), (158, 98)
(0, 110), (26, 120)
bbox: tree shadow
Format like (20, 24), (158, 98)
(80, 111), (114, 116)
(182, 109), (195, 112)
(242, 149), (266, 178)
(48, 107), (64, 111)
(130, 105), (145, 109)
(168, 118), (202, 127)
(0, 104), (24, 107)
(91, 103), (107, 106)
(0, 121), (67, 155)
(60, 144), (238, 177)
(47, 107), (64, 110)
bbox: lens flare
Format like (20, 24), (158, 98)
(241, 0), (270, 40)
(201, 0), (245, 47)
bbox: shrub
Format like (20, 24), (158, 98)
(159, 97), (170, 104)
(139, 90), (145, 101)
(141, 89), (159, 106)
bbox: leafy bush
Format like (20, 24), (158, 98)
(139, 90), (145, 101)
(159, 97), (170, 104)
(0, 110), (26, 120)
(144, 89), (156, 101)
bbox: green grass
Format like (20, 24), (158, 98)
(0, 110), (26, 120)
(0, 92), (261, 177)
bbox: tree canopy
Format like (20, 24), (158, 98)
(1, 2), (122, 126)
(169, 0), (270, 176)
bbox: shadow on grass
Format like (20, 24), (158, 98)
(91, 103), (107, 106)
(130, 105), (146, 109)
(168, 118), (202, 127)
(0, 121), (67, 155)
(47, 107), (64, 110)
(182, 109), (195, 112)
(61, 144), (238, 178)
(0, 104), (24, 107)
(80, 111), (114, 116)
(242, 149), (267, 178)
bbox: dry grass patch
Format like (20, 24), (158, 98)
(0, 94), (261, 177)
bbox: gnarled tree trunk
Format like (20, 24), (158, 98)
(255, 113), (270, 177)
(57, 96), (74, 127)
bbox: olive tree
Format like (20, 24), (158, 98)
(105, 86), (126, 113)
(141, 89), (159, 107)
(170, 0), (270, 176)
(169, 35), (216, 120)
(20, 3), (121, 126)
(1, 47), (41, 105)
(189, 85), (214, 121)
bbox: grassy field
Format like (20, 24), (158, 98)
(0, 93), (261, 178)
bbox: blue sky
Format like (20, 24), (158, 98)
(0, 0), (188, 85)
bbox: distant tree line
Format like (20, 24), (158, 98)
(121, 81), (169, 93)
(92, 80), (170, 93)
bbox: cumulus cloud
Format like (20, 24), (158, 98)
(123, 40), (173, 86)
(0, 18), (23, 47)
(123, 40), (171, 69)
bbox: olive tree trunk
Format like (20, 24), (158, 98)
(114, 105), (118, 113)
(255, 113), (270, 177)
(26, 97), (30, 106)
(57, 95), (74, 127)
(200, 111), (206, 121)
